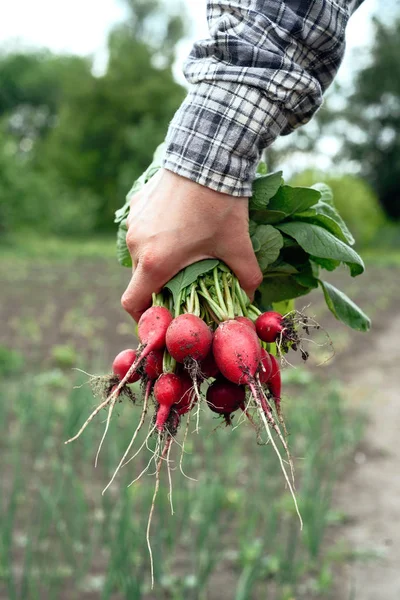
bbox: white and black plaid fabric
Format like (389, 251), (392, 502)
(163, 0), (365, 196)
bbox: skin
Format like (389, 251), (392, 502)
(121, 168), (263, 322)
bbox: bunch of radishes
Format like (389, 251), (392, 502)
(111, 308), (287, 434)
(66, 266), (319, 530)
(65, 263), (326, 583)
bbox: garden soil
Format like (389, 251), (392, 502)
(330, 314), (400, 600)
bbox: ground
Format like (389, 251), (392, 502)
(329, 314), (400, 600)
(1, 238), (399, 599)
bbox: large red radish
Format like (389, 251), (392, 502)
(235, 316), (256, 331)
(138, 306), (173, 351)
(213, 320), (261, 385)
(166, 313), (212, 363)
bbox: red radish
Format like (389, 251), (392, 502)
(143, 350), (163, 380)
(213, 320), (261, 385)
(200, 350), (220, 379)
(258, 348), (273, 383)
(138, 306), (173, 351)
(255, 311), (283, 343)
(206, 378), (245, 424)
(112, 349), (141, 383)
(235, 316), (256, 331)
(267, 353), (281, 409)
(174, 374), (195, 416)
(166, 313), (212, 363)
(154, 373), (183, 431)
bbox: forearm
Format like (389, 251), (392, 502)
(163, 0), (365, 196)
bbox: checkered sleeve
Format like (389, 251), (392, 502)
(163, 0), (365, 196)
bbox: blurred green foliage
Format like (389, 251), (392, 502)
(0, 345), (24, 376)
(343, 16), (400, 220)
(291, 171), (386, 246)
(0, 0), (185, 235)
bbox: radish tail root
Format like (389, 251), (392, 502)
(249, 382), (303, 530)
(102, 380), (152, 495)
(179, 410), (197, 482)
(256, 382), (295, 486)
(147, 436), (173, 589)
(166, 438), (174, 515)
(94, 390), (119, 467)
(65, 346), (150, 445)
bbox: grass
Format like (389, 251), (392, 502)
(0, 371), (362, 600)
(0, 231), (117, 262)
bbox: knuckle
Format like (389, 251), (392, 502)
(247, 269), (263, 290)
(140, 251), (163, 277)
(121, 292), (131, 312)
(126, 230), (138, 251)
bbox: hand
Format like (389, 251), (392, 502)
(121, 169), (262, 322)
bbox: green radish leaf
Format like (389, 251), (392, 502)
(311, 183), (334, 206)
(276, 222), (365, 276)
(164, 259), (219, 305)
(115, 200), (131, 224)
(249, 219), (258, 237)
(263, 258), (299, 275)
(249, 171), (283, 210)
(250, 185), (321, 224)
(295, 200), (355, 245)
(254, 225), (284, 271)
(251, 235), (261, 253)
(319, 280), (371, 331)
(257, 276), (314, 306)
(257, 260), (317, 305)
(311, 256), (341, 271)
(115, 142), (165, 224)
(256, 161), (268, 175)
(116, 220), (132, 268)
(294, 273), (319, 288)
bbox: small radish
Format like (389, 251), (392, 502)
(255, 311), (283, 343)
(112, 349), (141, 383)
(267, 353), (282, 411)
(143, 350), (163, 380)
(166, 313), (212, 363)
(174, 374), (196, 416)
(258, 348), (272, 383)
(154, 373), (183, 431)
(235, 316), (256, 331)
(213, 320), (261, 385)
(200, 350), (220, 379)
(118, 306), (172, 383)
(206, 378), (245, 424)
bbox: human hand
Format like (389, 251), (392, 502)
(121, 169), (262, 322)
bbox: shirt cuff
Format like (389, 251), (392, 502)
(162, 80), (288, 197)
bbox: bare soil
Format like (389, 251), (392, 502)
(328, 313), (400, 600)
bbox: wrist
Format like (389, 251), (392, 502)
(162, 80), (287, 196)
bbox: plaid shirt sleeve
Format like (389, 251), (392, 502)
(162, 0), (365, 196)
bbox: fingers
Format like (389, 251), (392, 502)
(121, 258), (164, 323)
(220, 238), (263, 301)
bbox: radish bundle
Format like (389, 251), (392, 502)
(66, 145), (371, 586)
